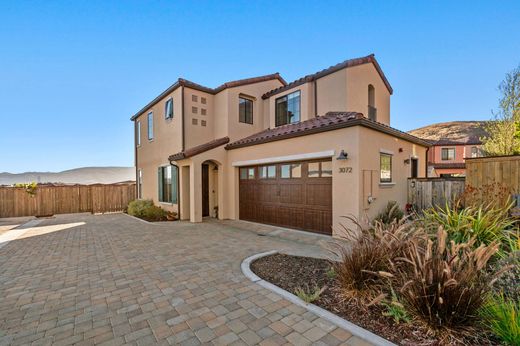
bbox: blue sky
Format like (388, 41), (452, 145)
(0, 1), (519, 173)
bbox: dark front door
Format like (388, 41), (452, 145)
(202, 164), (209, 217)
(411, 158), (418, 178)
(239, 160), (332, 235)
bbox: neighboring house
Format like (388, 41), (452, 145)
(131, 54), (429, 236)
(408, 121), (488, 177)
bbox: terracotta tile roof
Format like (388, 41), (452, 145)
(261, 54), (393, 99)
(168, 137), (230, 161)
(225, 112), (430, 150)
(131, 73), (286, 120)
(431, 162), (466, 169)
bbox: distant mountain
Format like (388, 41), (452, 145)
(0, 167), (135, 185)
(408, 121), (489, 144)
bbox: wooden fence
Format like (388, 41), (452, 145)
(408, 178), (466, 211)
(466, 155), (520, 195)
(0, 183), (136, 218)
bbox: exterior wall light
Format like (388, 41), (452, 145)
(336, 150), (348, 160)
(404, 158), (411, 164)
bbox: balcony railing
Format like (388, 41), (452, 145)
(368, 105), (377, 121)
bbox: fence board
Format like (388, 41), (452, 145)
(0, 183), (136, 218)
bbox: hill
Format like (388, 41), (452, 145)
(0, 167), (135, 185)
(408, 121), (489, 144)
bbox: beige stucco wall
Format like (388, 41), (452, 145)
(346, 63), (391, 125)
(316, 69), (347, 115)
(356, 127), (427, 221)
(184, 88), (214, 149)
(135, 87), (183, 213)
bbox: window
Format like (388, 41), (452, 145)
(307, 161), (332, 178)
(201, 120), (206, 127)
(192, 106), (198, 114)
(138, 169), (143, 199)
(239, 97), (253, 124)
(441, 148), (456, 160)
(201, 97), (207, 104)
(240, 167), (255, 179)
(380, 153), (392, 183)
(201, 108), (207, 115)
(158, 166), (178, 204)
(192, 95), (198, 102)
(471, 146), (479, 158)
(281, 164), (301, 178)
(368, 85), (377, 121)
(147, 112), (154, 140)
(275, 91), (301, 126)
(136, 121), (141, 146)
(259, 165), (276, 179)
(165, 98), (173, 119)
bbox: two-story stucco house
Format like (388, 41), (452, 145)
(131, 55), (429, 236)
(409, 121), (487, 177)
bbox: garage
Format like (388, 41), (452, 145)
(239, 160), (332, 235)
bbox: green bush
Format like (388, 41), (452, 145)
(127, 199), (167, 222)
(422, 202), (517, 256)
(480, 294), (520, 345)
(374, 201), (404, 225)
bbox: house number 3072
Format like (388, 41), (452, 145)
(339, 167), (353, 173)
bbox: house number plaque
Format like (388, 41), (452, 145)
(338, 167), (353, 173)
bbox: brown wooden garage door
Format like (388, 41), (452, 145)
(239, 160), (332, 235)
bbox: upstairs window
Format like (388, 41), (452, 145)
(136, 121), (141, 146)
(165, 98), (173, 119)
(471, 146), (479, 158)
(380, 153), (392, 183)
(239, 97), (253, 124)
(441, 148), (456, 160)
(275, 91), (300, 126)
(368, 84), (377, 121)
(147, 112), (154, 140)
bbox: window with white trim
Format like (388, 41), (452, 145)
(147, 112), (154, 140)
(136, 121), (141, 146)
(138, 169), (143, 199)
(380, 153), (392, 183)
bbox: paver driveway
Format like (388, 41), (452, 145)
(0, 213), (368, 346)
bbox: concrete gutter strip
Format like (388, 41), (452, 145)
(0, 219), (44, 250)
(122, 213), (161, 226)
(242, 251), (397, 346)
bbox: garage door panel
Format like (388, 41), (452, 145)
(239, 160), (332, 235)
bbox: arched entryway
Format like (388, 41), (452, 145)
(201, 160), (220, 218)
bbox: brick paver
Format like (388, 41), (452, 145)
(0, 213), (372, 345)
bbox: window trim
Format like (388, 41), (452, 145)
(380, 153), (393, 183)
(164, 98), (173, 119)
(239, 96), (254, 124)
(158, 165), (178, 204)
(136, 121), (141, 147)
(441, 147), (456, 161)
(275, 90), (301, 127)
(147, 112), (154, 140)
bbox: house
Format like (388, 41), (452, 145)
(408, 121), (488, 177)
(131, 54), (429, 236)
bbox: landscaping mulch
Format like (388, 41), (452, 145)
(251, 253), (498, 346)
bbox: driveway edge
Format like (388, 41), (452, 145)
(241, 251), (396, 346)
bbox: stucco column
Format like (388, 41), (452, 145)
(179, 164), (190, 220)
(189, 161), (202, 223)
(217, 163), (226, 220)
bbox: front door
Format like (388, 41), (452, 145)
(202, 164), (210, 217)
(411, 158), (418, 178)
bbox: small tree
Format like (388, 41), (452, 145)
(481, 65), (520, 156)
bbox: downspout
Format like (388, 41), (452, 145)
(134, 120), (138, 198)
(314, 80), (318, 117)
(425, 146), (430, 177)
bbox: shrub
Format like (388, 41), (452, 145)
(331, 218), (422, 299)
(388, 228), (501, 337)
(295, 285), (326, 304)
(490, 250), (520, 302)
(374, 201), (404, 225)
(480, 294), (520, 345)
(422, 202), (516, 256)
(127, 199), (167, 222)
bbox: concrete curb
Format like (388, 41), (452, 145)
(0, 219), (44, 250)
(122, 213), (161, 226)
(241, 251), (396, 346)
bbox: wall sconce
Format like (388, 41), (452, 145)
(399, 148), (404, 153)
(403, 158), (410, 164)
(336, 150), (348, 160)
